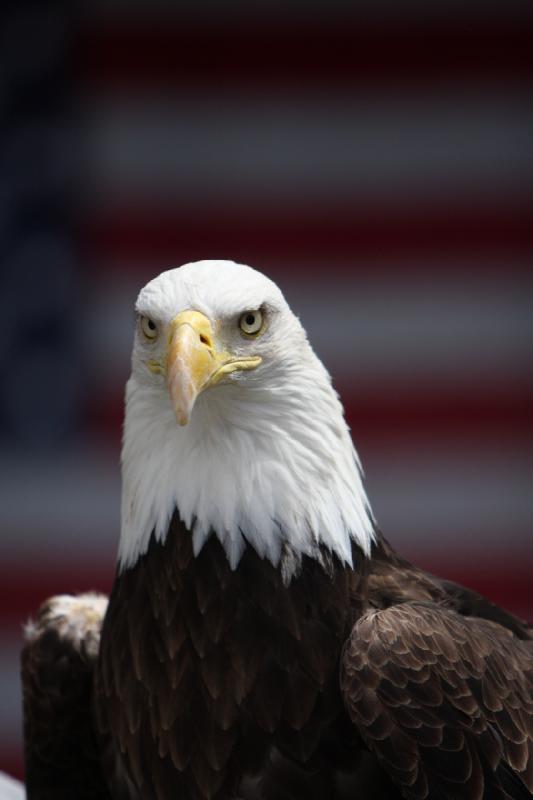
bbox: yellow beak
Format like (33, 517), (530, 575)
(166, 310), (262, 425)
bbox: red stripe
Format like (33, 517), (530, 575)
(1, 556), (531, 631)
(342, 382), (533, 450)
(84, 200), (533, 266)
(85, 384), (533, 452)
(79, 18), (533, 90)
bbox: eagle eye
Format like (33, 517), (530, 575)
(239, 310), (263, 337)
(140, 316), (158, 340)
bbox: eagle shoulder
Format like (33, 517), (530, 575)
(21, 592), (133, 800)
(341, 601), (533, 800)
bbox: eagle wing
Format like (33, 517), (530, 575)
(341, 601), (533, 800)
(21, 593), (135, 800)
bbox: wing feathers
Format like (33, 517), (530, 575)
(21, 593), (117, 800)
(342, 601), (533, 800)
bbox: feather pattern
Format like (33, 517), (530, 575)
(94, 523), (533, 800)
(22, 530), (533, 800)
(341, 599), (533, 799)
(96, 515), (371, 800)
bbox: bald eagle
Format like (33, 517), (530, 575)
(22, 261), (533, 800)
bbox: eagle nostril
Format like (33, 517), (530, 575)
(199, 333), (210, 346)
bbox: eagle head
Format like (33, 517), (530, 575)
(119, 260), (374, 579)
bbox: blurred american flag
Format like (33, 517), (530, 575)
(0, 0), (532, 780)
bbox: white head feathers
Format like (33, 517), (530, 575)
(119, 260), (375, 579)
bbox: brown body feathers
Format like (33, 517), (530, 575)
(22, 522), (533, 799)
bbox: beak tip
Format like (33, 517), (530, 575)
(175, 410), (190, 426)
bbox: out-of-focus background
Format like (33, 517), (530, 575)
(1, 0), (532, 780)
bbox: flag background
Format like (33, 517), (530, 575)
(1, 0), (532, 779)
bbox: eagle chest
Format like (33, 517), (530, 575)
(97, 526), (360, 799)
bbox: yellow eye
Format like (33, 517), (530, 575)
(140, 316), (158, 340)
(239, 309), (263, 336)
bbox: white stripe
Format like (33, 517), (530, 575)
(363, 446), (533, 553)
(0, 448), (119, 557)
(83, 92), (532, 202)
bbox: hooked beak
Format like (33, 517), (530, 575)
(165, 310), (261, 425)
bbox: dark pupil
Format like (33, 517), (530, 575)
(245, 314), (256, 327)
(148, 319), (155, 330)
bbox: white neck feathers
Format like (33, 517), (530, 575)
(118, 345), (375, 581)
